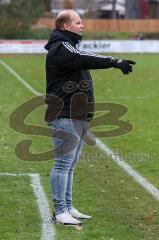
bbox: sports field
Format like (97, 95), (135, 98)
(1, 53), (159, 240)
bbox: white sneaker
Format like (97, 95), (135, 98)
(52, 211), (81, 225)
(68, 207), (92, 220)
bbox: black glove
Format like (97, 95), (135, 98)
(113, 59), (136, 74)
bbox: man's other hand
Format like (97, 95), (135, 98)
(113, 59), (136, 74)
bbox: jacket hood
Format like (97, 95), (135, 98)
(44, 29), (82, 51)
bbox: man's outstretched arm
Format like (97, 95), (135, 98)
(53, 42), (136, 74)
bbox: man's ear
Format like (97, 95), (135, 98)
(63, 23), (70, 31)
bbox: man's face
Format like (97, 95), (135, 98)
(64, 12), (84, 35)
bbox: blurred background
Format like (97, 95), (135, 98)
(0, 0), (159, 40)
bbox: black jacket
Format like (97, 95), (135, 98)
(44, 29), (115, 122)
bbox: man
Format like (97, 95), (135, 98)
(44, 9), (135, 225)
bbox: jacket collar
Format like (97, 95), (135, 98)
(45, 29), (82, 50)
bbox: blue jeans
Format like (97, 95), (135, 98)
(48, 118), (88, 215)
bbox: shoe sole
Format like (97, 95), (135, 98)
(52, 219), (82, 226)
(71, 216), (92, 220)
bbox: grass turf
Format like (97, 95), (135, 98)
(0, 53), (159, 239)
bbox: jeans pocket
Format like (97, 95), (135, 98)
(48, 119), (65, 139)
(47, 119), (58, 128)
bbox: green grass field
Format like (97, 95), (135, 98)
(1, 53), (159, 240)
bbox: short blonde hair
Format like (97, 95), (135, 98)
(55, 10), (73, 29)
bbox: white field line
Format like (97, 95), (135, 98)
(96, 139), (159, 201)
(0, 60), (40, 96)
(0, 172), (55, 240)
(1, 61), (159, 202)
